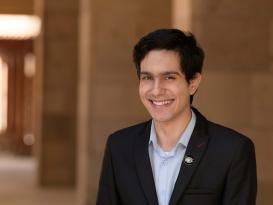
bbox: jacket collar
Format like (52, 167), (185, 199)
(134, 121), (158, 205)
(169, 108), (210, 205)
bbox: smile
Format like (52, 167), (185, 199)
(149, 99), (174, 106)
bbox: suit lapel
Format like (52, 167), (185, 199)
(169, 109), (210, 205)
(134, 121), (159, 205)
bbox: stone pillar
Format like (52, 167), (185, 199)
(77, 0), (171, 204)
(188, 0), (273, 204)
(35, 0), (79, 186)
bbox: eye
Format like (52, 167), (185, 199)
(140, 75), (153, 80)
(164, 75), (176, 80)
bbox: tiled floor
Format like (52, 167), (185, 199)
(0, 155), (76, 205)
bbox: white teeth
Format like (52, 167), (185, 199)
(152, 100), (172, 106)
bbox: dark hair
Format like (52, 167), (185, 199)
(133, 28), (205, 103)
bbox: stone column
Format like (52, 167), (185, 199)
(189, 0), (273, 204)
(35, 0), (79, 186)
(77, 0), (171, 204)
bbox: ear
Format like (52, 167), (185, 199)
(189, 73), (202, 95)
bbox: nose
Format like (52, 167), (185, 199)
(151, 78), (164, 96)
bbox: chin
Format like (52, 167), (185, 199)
(150, 114), (173, 123)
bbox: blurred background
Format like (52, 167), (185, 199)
(0, 0), (272, 204)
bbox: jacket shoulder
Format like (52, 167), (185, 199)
(107, 120), (150, 147)
(207, 121), (254, 149)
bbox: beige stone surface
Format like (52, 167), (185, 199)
(0, 0), (33, 14)
(0, 155), (75, 205)
(35, 0), (78, 187)
(194, 70), (252, 129)
(257, 180), (273, 205)
(192, 0), (272, 73)
(251, 73), (273, 129)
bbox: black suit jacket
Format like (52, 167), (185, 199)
(96, 109), (257, 205)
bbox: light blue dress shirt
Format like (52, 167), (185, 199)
(148, 110), (196, 205)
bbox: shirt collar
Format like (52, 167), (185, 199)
(149, 110), (196, 151)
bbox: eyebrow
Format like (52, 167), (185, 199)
(162, 71), (181, 76)
(140, 71), (151, 75)
(140, 71), (181, 76)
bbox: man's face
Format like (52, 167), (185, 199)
(139, 49), (200, 124)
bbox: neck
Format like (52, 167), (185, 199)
(154, 108), (192, 152)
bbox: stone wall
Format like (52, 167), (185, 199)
(191, 0), (273, 204)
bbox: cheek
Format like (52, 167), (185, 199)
(139, 86), (146, 101)
(139, 83), (147, 96)
(182, 83), (192, 94)
(175, 86), (191, 100)
(139, 87), (148, 106)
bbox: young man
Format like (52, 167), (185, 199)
(96, 29), (257, 205)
